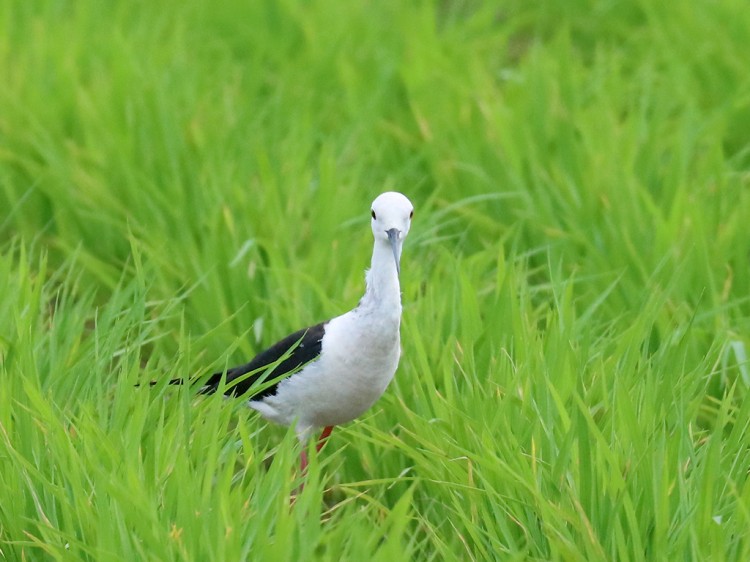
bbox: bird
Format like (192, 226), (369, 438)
(181, 191), (414, 474)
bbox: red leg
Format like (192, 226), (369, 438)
(316, 426), (334, 453)
(297, 426), (334, 488)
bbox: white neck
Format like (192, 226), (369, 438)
(359, 238), (402, 316)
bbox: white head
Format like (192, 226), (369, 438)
(370, 191), (414, 274)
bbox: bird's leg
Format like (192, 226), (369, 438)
(292, 450), (310, 501)
(316, 426), (334, 453)
(299, 426), (334, 475)
(295, 426), (335, 498)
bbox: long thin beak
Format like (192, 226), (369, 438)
(386, 228), (401, 275)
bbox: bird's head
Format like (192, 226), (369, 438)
(370, 191), (414, 274)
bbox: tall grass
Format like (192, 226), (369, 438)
(1, 0), (749, 559)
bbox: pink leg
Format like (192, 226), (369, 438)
(316, 426), (334, 453)
(296, 426), (335, 493)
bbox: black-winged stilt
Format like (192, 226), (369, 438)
(185, 192), (414, 473)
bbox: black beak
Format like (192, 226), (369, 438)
(386, 228), (401, 275)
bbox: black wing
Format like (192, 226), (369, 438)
(200, 322), (327, 400)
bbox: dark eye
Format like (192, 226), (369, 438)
(409, 210), (414, 219)
(371, 210), (376, 220)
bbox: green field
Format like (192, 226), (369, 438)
(2, 0), (750, 560)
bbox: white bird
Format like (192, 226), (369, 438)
(187, 192), (414, 472)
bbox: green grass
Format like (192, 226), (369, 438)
(2, 0), (750, 559)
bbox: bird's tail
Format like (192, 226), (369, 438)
(139, 376), (217, 392)
(195, 373), (222, 394)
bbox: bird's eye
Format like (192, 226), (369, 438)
(409, 210), (414, 219)
(371, 210), (377, 220)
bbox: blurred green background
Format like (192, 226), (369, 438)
(1, 1), (749, 560)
